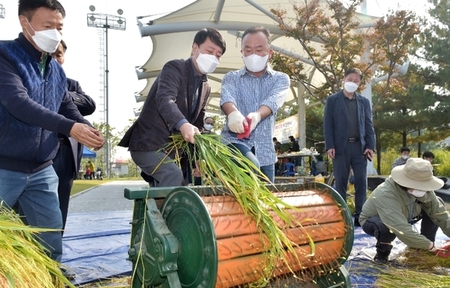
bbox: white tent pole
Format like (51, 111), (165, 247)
(297, 82), (306, 149)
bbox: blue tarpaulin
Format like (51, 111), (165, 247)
(62, 211), (449, 286)
(62, 210), (132, 285)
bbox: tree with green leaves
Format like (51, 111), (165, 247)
(372, 63), (450, 164)
(92, 122), (120, 177)
(417, 0), (450, 96)
(367, 0), (450, 167)
(270, 0), (420, 173)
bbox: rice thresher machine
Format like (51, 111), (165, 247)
(124, 182), (354, 287)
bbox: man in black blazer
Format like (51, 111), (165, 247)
(52, 40), (96, 232)
(119, 28), (226, 187)
(324, 68), (375, 226)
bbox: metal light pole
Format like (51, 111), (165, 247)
(0, 4), (6, 19)
(87, 5), (126, 178)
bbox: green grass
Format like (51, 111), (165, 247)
(71, 180), (105, 195)
(71, 177), (143, 195)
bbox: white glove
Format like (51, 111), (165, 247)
(429, 242), (437, 252)
(227, 110), (245, 133)
(246, 112), (261, 132)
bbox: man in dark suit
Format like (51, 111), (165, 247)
(119, 28), (226, 187)
(52, 40), (96, 231)
(324, 68), (375, 226)
(288, 135), (300, 152)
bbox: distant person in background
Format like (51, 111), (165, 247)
(422, 151), (435, 163)
(86, 160), (95, 174)
(324, 67), (375, 227)
(202, 116), (215, 134)
(422, 151), (450, 189)
(273, 137), (283, 176)
(273, 137), (282, 154)
(84, 166), (92, 180)
(288, 135), (300, 152)
(52, 39), (96, 232)
(288, 135), (301, 167)
(392, 146), (410, 169)
(95, 167), (103, 180)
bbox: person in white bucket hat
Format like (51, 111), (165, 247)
(359, 158), (450, 264)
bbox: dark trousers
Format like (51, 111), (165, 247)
(332, 141), (367, 215)
(362, 211), (439, 256)
(52, 141), (76, 232)
(131, 150), (184, 187)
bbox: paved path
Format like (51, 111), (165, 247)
(68, 180), (148, 213)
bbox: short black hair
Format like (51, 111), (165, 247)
(422, 151), (434, 159)
(289, 135), (295, 141)
(204, 116), (214, 124)
(193, 28), (226, 55)
(273, 137), (278, 141)
(400, 147), (410, 153)
(60, 39), (67, 51)
(344, 68), (363, 81)
(242, 26), (271, 45)
(19, 0), (65, 19)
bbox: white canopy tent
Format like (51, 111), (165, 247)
(133, 0), (380, 147)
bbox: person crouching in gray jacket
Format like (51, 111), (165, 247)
(359, 158), (450, 264)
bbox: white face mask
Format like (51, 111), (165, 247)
(26, 20), (61, 53)
(344, 82), (359, 93)
(410, 189), (427, 198)
(204, 124), (213, 131)
(195, 52), (219, 74)
(243, 54), (268, 73)
(402, 155), (409, 160)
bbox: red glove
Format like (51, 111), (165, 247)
(237, 117), (252, 139)
(433, 244), (450, 258)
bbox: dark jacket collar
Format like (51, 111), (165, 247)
(15, 32), (50, 64)
(188, 57), (207, 82)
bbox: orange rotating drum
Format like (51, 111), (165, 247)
(125, 182), (353, 288)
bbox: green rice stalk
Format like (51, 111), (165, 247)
(397, 248), (450, 271)
(347, 248), (450, 288)
(0, 206), (74, 288)
(164, 134), (311, 286)
(375, 266), (450, 287)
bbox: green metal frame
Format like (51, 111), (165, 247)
(126, 191), (180, 287)
(125, 187), (218, 288)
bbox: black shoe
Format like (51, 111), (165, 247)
(60, 266), (75, 280)
(374, 253), (389, 264)
(353, 215), (360, 227)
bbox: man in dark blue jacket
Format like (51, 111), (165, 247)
(52, 39), (96, 232)
(0, 0), (103, 269)
(324, 68), (375, 226)
(119, 28), (226, 187)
